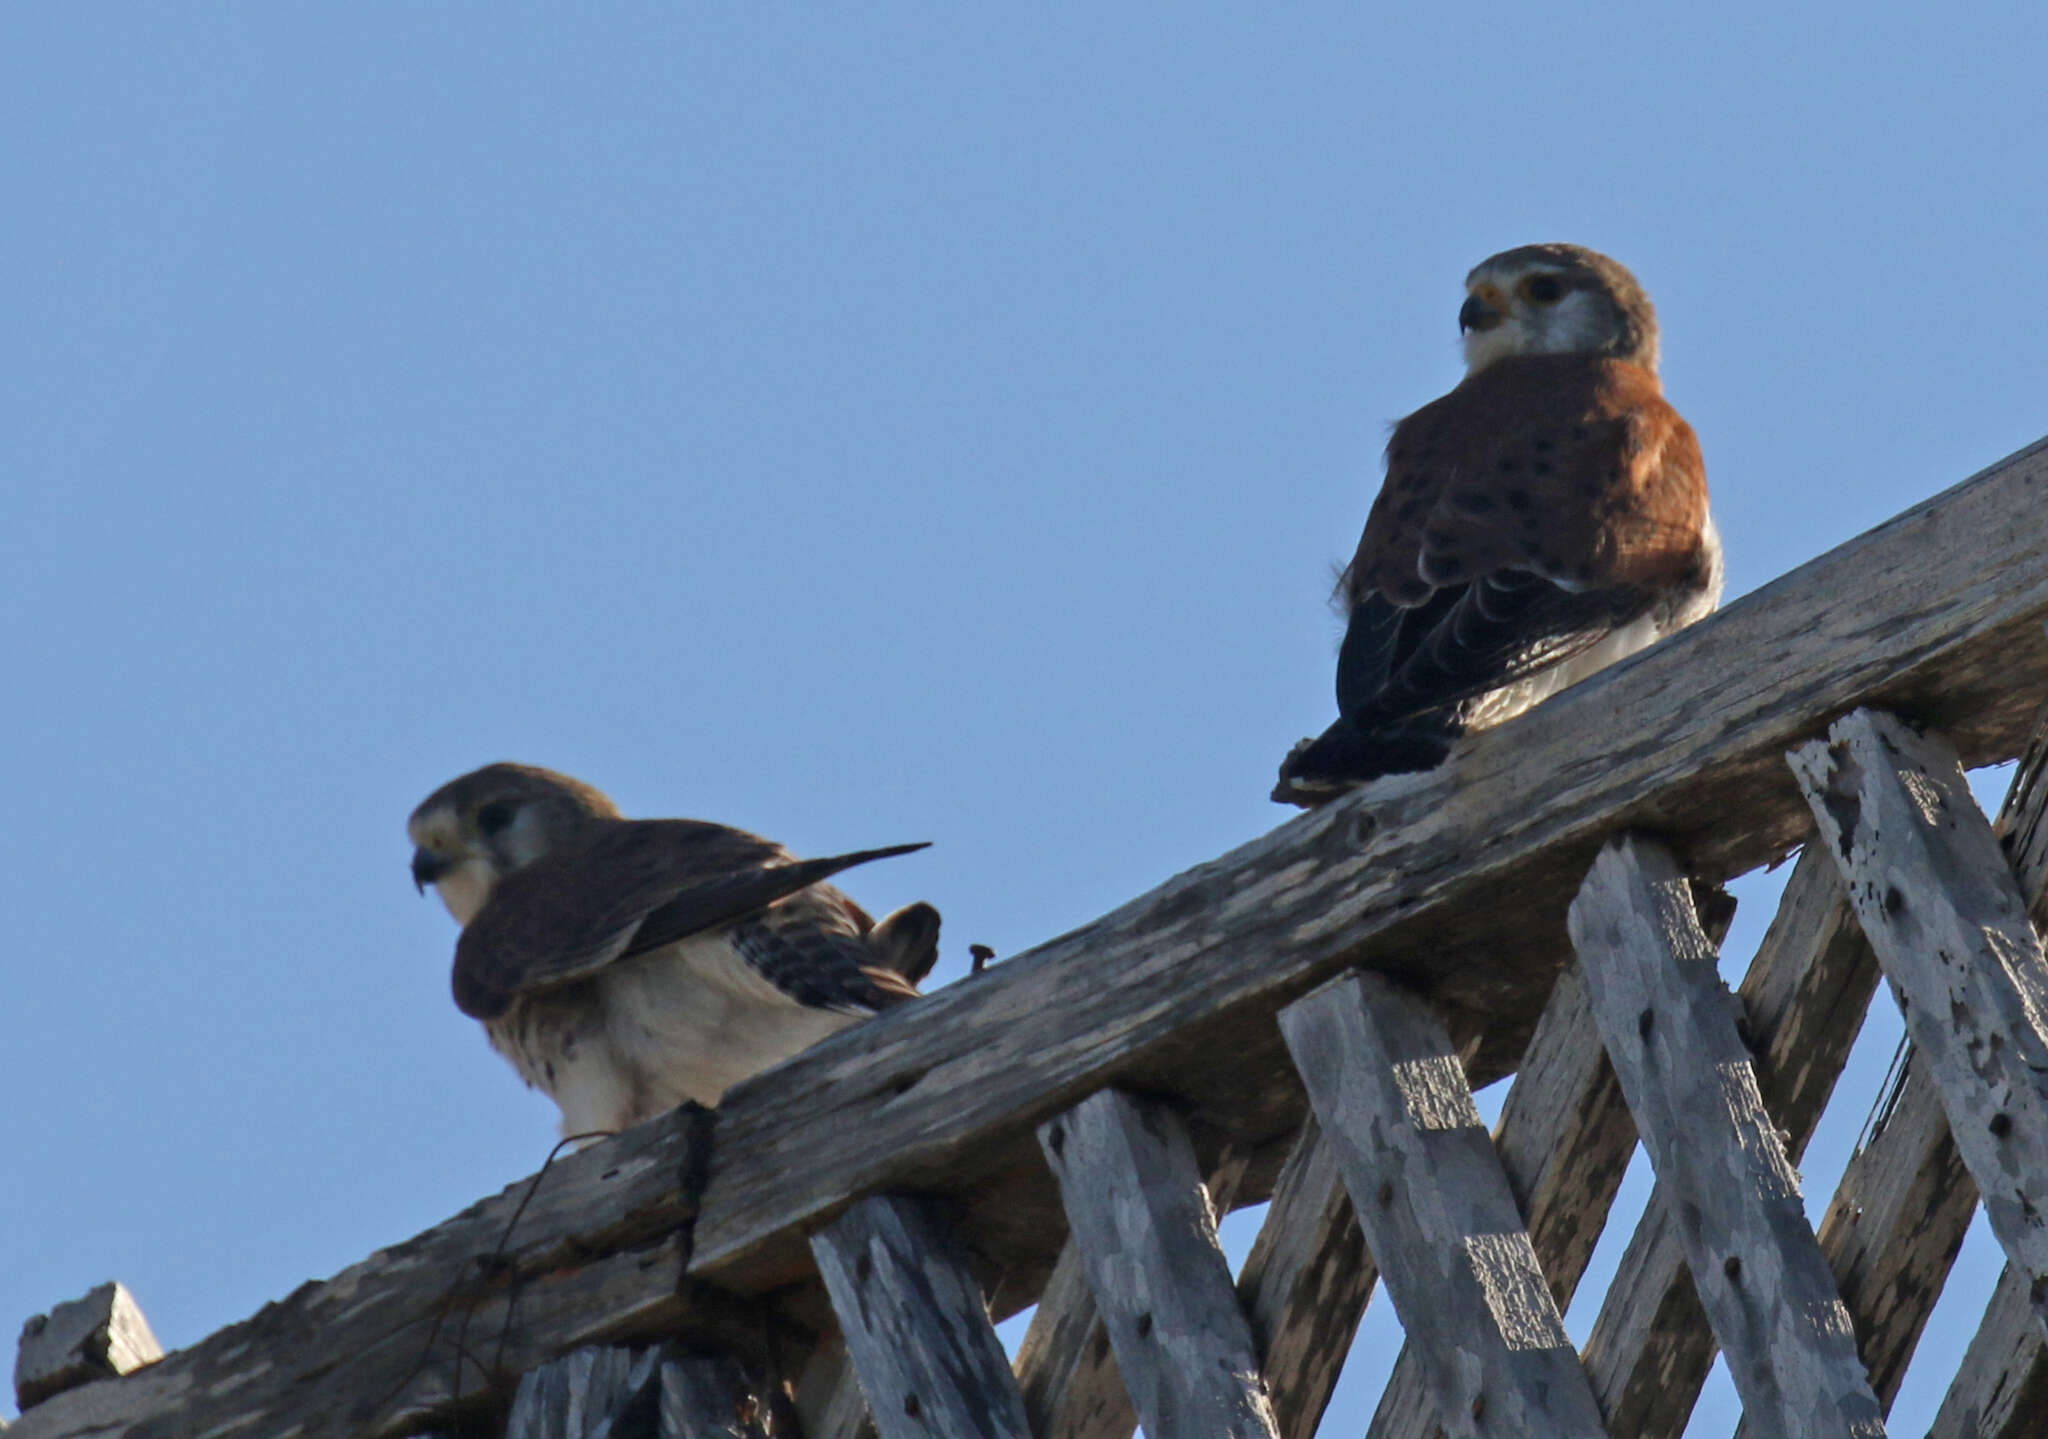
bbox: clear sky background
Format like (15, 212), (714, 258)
(4, 6), (2045, 1433)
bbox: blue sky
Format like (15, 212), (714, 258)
(4, 6), (2045, 1432)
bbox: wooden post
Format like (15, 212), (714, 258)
(1790, 707), (2048, 1337)
(1278, 971), (1605, 1439)
(808, 1193), (1032, 1439)
(1568, 834), (1885, 1437)
(1036, 1089), (1278, 1439)
(13, 1283), (162, 1413)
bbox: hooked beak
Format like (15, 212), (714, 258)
(411, 847), (453, 894)
(1459, 292), (1505, 334)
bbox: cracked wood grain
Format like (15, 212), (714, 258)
(1569, 835), (1886, 1438)
(1577, 839), (1884, 1437)
(1036, 1090), (1277, 1439)
(10, 1106), (739, 1439)
(1280, 972), (1606, 1438)
(1792, 708), (2048, 1342)
(809, 1194), (1032, 1439)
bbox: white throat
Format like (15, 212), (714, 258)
(433, 857), (499, 927)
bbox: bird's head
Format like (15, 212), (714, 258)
(406, 762), (621, 925)
(1458, 243), (1658, 377)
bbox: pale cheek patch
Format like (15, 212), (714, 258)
(434, 860), (497, 926)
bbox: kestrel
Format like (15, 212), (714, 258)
(408, 763), (938, 1136)
(1275, 243), (1722, 804)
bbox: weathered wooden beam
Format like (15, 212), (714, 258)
(1280, 971), (1606, 1437)
(1576, 841), (1883, 1437)
(1567, 835), (1886, 1437)
(1014, 1145), (1249, 1439)
(1791, 707), (2048, 1338)
(1234, 1115), (1373, 1439)
(505, 1344), (664, 1438)
(1929, 1261), (2048, 1439)
(809, 1193), (1032, 1439)
(1012, 1241), (1131, 1439)
(1363, 887), (1731, 1439)
(1921, 714), (2048, 1438)
(8, 1107), (743, 1439)
(1798, 1055), (1973, 1416)
(13, 1283), (162, 1413)
(696, 436), (2048, 1302)
(1035, 1089), (1278, 1439)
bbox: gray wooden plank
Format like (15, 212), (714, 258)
(1235, 1115), (1374, 1439)
(1793, 1053), (1973, 1416)
(659, 1352), (769, 1438)
(1365, 890), (1722, 1439)
(1576, 841), (1883, 1438)
(13, 1283), (162, 1412)
(1850, 704), (2048, 1437)
(505, 1344), (663, 1439)
(8, 1107), (752, 1439)
(1928, 1262), (2048, 1439)
(1036, 1089), (1278, 1439)
(1014, 1145), (1249, 1439)
(809, 1193), (1032, 1439)
(697, 436), (2048, 1302)
(1568, 834), (1886, 1437)
(1012, 1240), (1131, 1439)
(1279, 971), (1606, 1438)
(1791, 707), (2048, 1336)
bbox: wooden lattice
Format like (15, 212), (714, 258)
(13, 435), (2048, 1437)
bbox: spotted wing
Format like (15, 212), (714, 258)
(453, 818), (928, 1020)
(1337, 353), (1707, 724)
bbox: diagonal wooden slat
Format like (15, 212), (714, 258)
(1568, 835), (1886, 1437)
(1791, 708), (2048, 1339)
(1036, 1090), (1279, 1439)
(505, 1345), (664, 1439)
(1015, 1146), (1251, 1439)
(1928, 1261), (2048, 1438)
(1234, 1115), (1375, 1439)
(1881, 706), (2048, 1437)
(1575, 840), (1882, 1438)
(809, 1194), (1033, 1439)
(1746, 716), (2048, 1430)
(1365, 885), (1733, 1439)
(1279, 971), (1606, 1438)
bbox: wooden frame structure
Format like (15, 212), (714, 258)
(12, 434), (2048, 1437)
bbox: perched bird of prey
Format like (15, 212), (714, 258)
(1275, 243), (1721, 804)
(408, 763), (938, 1136)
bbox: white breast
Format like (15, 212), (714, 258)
(484, 931), (869, 1139)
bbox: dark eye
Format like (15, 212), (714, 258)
(476, 801), (517, 836)
(1524, 274), (1565, 304)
